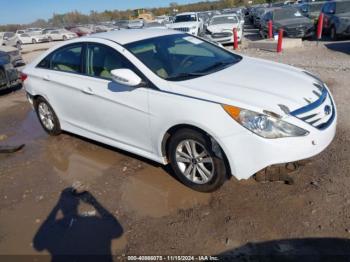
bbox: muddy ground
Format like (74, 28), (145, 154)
(0, 38), (350, 261)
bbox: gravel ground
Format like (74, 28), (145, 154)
(0, 37), (349, 261)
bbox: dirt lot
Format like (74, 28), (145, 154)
(0, 38), (350, 261)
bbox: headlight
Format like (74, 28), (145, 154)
(222, 105), (309, 139)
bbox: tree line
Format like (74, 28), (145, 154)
(0, 0), (268, 32)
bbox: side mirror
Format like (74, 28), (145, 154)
(111, 69), (142, 87)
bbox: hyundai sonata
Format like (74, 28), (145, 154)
(22, 29), (337, 192)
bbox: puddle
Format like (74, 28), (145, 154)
(44, 140), (125, 185)
(120, 167), (211, 218)
(3, 110), (46, 145)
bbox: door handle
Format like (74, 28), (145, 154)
(43, 75), (50, 81)
(82, 87), (94, 95)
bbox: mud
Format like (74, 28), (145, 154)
(0, 38), (350, 259)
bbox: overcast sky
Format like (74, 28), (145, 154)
(0, 0), (204, 24)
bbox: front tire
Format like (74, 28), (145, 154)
(35, 97), (61, 136)
(168, 128), (227, 192)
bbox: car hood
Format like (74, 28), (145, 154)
(169, 56), (324, 116)
(276, 17), (313, 27)
(168, 21), (200, 28)
(207, 23), (239, 32)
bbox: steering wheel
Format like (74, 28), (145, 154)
(179, 56), (194, 69)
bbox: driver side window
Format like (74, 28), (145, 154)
(86, 43), (132, 80)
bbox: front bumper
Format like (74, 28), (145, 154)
(220, 89), (337, 180)
(207, 34), (242, 44)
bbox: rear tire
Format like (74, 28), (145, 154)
(168, 128), (227, 192)
(34, 97), (61, 136)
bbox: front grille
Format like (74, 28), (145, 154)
(173, 27), (190, 32)
(212, 32), (232, 38)
(290, 84), (335, 130)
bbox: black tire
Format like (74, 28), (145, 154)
(48, 37), (53, 42)
(168, 128), (227, 192)
(32, 39), (36, 44)
(63, 35), (67, 41)
(330, 26), (338, 41)
(34, 97), (61, 136)
(16, 41), (22, 49)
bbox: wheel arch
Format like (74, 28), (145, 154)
(160, 123), (233, 178)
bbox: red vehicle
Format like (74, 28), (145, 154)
(69, 27), (93, 37)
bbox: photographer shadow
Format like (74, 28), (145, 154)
(33, 188), (123, 262)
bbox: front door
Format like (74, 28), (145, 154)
(77, 43), (152, 152)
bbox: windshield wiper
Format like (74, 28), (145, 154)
(166, 72), (205, 81)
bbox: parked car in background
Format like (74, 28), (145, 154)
(69, 27), (93, 37)
(206, 14), (243, 44)
(45, 29), (78, 41)
(0, 46), (25, 67)
(0, 32), (21, 49)
(15, 30), (26, 36)
(114, 20), (129, 29)
(168, 12), (204, 36)
(298, 0), (326, 20)
(261, 7), (314, 38)
(18, 33), (49, 44)
(127, 19), (144, 29)
(0, 50), (20, 91)
(321, 0), (350, 40)
(144, 22), (167, 29)
(22, 29), (337, 192)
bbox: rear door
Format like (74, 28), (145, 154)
(35, 43), (88, 127)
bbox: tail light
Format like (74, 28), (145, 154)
(20, 72), (28, 82)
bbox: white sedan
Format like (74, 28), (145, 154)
(22, 29), (336, 192)
(45, 29), (78, 41)
(18, 33), (49, 44)
(206, 14), (243, 44)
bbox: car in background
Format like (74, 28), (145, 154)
(260, 7), (314, 38)
(45, 29), (78, 41)
(69, 27), (93, 37)
(321, 0), (350, 40)
(127, 20), (144, 29)
(206, 14), (243, 44)
(18, 33), (49, 44)
(0, 50), (20, 91)
(298, 0), (326, 21)
(168, 12), (204, 36)
(114, 20), (129, 29)
(144, 22), (167, 29)
(0, 32), (21, 49)
(0, 46), (25, 67)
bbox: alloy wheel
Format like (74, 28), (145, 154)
(175, 139), (214, 184)
(38, 102), (55, 130)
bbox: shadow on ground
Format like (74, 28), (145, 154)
(325, 41), (350, 55)
(218, 238), (350, 262)
(33, 188), (123, 262)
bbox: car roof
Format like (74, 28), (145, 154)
(176, 12), (197, 16)
(212, 14), (239, 18)
(86, 29), (180, 45)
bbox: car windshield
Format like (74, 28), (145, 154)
(210, 16), (238, 25)
(337, 1), (350, 13)
(274, 8), (303, 20)
(125, 33), (242, 81)
(174, 14), (197, 23)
